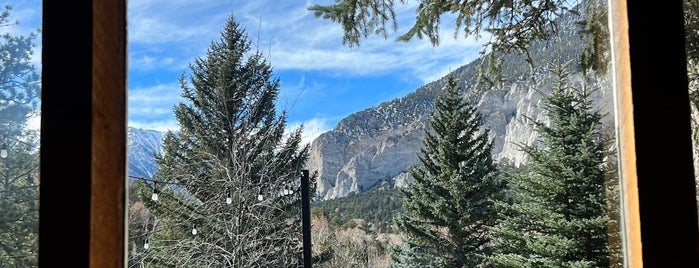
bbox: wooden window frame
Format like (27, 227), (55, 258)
(36, 0), (698, 267)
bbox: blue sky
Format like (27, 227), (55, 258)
(7, 0), (485, 144)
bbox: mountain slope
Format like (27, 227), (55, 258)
(127, 127), (164, 180)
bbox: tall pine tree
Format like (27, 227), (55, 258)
(0, 5), (40, 267)
(135, 14), (312, 267)
(392, 76), (504, 267)
(489, 61), (609, 267)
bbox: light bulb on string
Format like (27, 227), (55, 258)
(143, 238), (150, 250)
(226, 190), (232, 204)
(151, 181), (159, 201)
(0, 143), (8, 159)
(192, 225), (198, 236)
(257, 186), (264, 201)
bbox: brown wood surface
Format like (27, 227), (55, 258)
(608, 0), (642, 266)
(90, 0), (127, 267)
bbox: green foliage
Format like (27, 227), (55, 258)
(601, 125), (623, 268)
(390, 236), (435, 268)
(131, 14), (314, 267)
(308, 0), (609, 85)
(0, 5), (40, 267)
(393, 76), (505, 267)
(489, 61), (609, 267)
(579, 0), (610, 74)
(0, 131), (38, 268)
(312, 182), (403, 231)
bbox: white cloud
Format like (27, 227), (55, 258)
(129, 82), (181, 104)
(128, 82), (182, 130)
(286, 117), (331, 146)
(129, 54), (180, 71)
(128, 0), (486, 81)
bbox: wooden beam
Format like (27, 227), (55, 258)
(608, 0), (643, 266)
(91, 0), (127, 267)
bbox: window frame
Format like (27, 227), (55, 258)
(39, 0), (126, 267)
(36, 0), (698, 267)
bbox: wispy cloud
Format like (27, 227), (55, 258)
(128, 82), (182, 130)
(129, 53), (180, 72)
(287, 117), (331, 146)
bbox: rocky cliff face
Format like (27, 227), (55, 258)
(308, 9), (616, 200)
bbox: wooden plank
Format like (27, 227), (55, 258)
(90, 0), (127, 267)
(608, 0), (643, 266)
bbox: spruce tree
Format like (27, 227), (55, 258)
(0, 5), (40, 267)
(135, 15), (312, 267)
(392, 76), (504, 267)
(489, 61), (609, 267)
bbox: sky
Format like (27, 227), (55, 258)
(6, 0), (485, 144)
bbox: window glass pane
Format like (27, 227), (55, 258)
(127, 1), (621, 267)
(0, 1), (41, 266)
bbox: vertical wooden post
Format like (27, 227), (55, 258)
(301, 170), (312, 268)
(91, 0), (127, 267)
(608, 0), (642, 266)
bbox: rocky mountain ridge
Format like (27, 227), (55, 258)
(128, 127), (164, 180)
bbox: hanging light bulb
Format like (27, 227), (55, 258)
(226, 190), (232, 204)
(192, 225), (198, 236)
(151, 182), (159, 201)
(143, 238), (150, 250)
(257, 193), (264, 201)
(0, 143), (8, 159)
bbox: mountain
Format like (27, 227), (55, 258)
(127, 127), (164, 180)
(307, 7), (615, 200)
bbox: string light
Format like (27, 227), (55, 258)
(151, 181), (159, 201)
(126, 171), (310, 257)
(0, 142), (7, 159)
(129, 175), (293, 204)
(226, 189), (232, 204)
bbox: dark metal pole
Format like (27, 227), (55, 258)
(301, 169), (312, 268)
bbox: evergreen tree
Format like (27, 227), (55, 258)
(489, 61), (609, 267)
(136, 14), (312, 267)
(392, 76), (504, 267)
(390, 236), (432, 268)
(0, 5), (40, 267)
